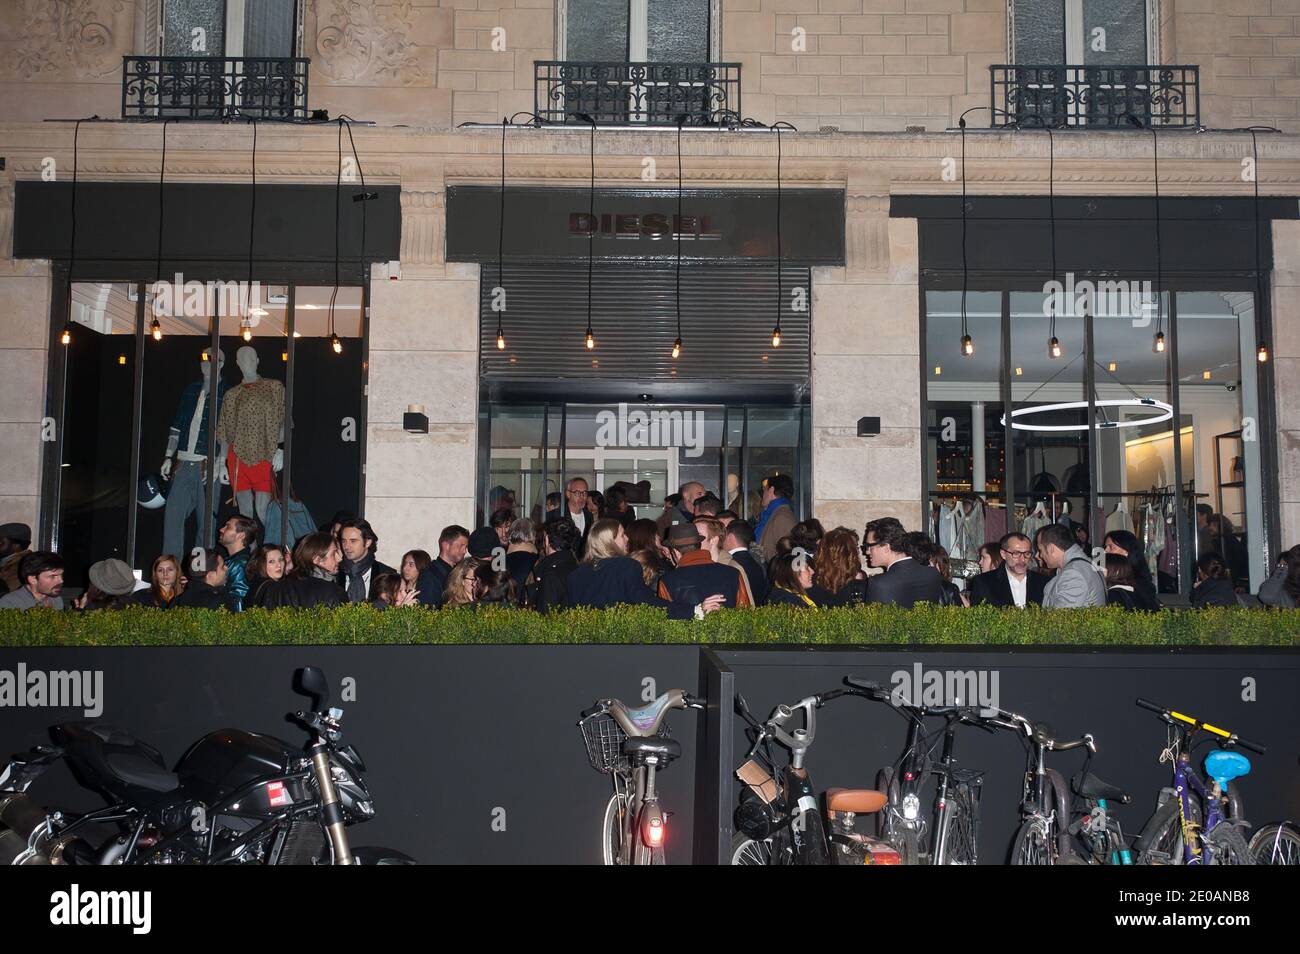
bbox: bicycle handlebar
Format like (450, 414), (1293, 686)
(1134, 698), (1267, 754)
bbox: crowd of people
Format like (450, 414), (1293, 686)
(2, 473), (1299, 615)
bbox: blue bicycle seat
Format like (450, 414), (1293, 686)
(1204, 749), (1251, 790)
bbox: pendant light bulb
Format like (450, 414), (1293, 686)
(771, 326), (782, 348)
(151, 318), (163, 341)
(1257, 341), (1269, 363)
(671, 337), (681, 359)
(496, 331), (506, 351)
(1048, 336), (1062, 359)
(330, 333), (343, 355)
(1153, 330), (1166, 354)
(960, 333), (974, 357)
(585, 330), (595, 350)
(60, 324), (72, 346)
(240, 321), (253, 343)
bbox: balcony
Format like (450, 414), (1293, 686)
(990, 64), (1200, 129)
(534, 61), (741, 127)
(122, 56), (310, 120)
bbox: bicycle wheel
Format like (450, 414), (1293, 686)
(1010, 819), (1054, 865)
(1249, 822), (1300, 865)
(601, 793), (626, 866)
(943, 787), (979, 865)
(1204, 823), (1254, 866)
(1135, 797), (1186, 865)
(730, 831), (774, 865)
(875, 768), (919, 865)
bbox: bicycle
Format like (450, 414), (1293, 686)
(1131, 698), (1263, 866)
(1248, 821), (1300, 865)
(730, 688), (900, 866)
(984, 705), (1126, 865)
(578, 689), (703, 865)
(844, 677), (993, 865)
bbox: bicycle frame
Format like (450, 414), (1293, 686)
(1169, 732), (1221, 866)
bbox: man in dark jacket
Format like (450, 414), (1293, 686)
(173, 549), (238, 610)
(528, 519), (580, 612)
(416, 524), (470, 608)
(967, 532), (1046, 608)
(659, 523), (750, 608)
(337, 517), (396, 603)
(655, 481), (705, 533)
(217, 514), (256, 610)
(724, 519), (769, 606)
(862, 517), (945, 608)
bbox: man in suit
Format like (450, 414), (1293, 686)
(337, 517), (397, 604)
(416, 524), (469, 607)
(1036, 523), (1107, 608)
(755, 473), (798, 563)
(724, 518), (769, 606)
(862, 517), (945, 608)
(659, 522), (751, 609)
(968, 532), (1047, 608)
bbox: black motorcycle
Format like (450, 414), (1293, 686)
(0, 667), (411, 865)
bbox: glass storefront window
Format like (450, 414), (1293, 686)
(48, 279), (367, 586)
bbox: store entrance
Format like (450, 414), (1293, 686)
(481, 402), (808, 528)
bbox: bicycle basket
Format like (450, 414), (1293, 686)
(580, 713), (629, 775)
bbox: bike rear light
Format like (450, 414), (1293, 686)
(903, 772), (914, 782)
(646, 817), (665, 847)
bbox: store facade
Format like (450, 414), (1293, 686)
(3, 125), (1299, 593)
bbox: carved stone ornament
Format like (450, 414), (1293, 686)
(2, 0), (129, 80)
(312, 0), (428, 86)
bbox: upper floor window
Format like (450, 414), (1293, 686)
(160, 0), (300, 58)
(1011, 0), (1152, 65)
(563, 0), (713, 62)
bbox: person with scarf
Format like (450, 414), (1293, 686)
(337, 517), (395, 604)
(755, 473), (797, 563)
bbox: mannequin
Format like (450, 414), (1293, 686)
(161, 348), (230, 563)
(217, 345), (285, 522)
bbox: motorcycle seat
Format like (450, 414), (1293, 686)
(622, 736), (681, 762)
(52, 723), (179, 795)
(105, 752), (180, 792)
(1073, 771), (1129, 804)
(825, 788), (888, 815)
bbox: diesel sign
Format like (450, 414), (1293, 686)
(568, 212), (721, 240)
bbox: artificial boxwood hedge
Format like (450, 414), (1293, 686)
(0, 604), (1297, 647)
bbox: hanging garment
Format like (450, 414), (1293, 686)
(983, 505), (1008, 547)
(957, 501), (984, 560)
(1105, 506), (1133, 535)
(938, 502), (958, 554)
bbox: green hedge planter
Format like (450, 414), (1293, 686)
(0, 604), (1298, 647)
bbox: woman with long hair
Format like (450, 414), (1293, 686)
(766, 552), (819, 608)
(978, 542), (1002, 574)
(505, 518), (538, 601)
(444, 557), (483, 608)
(1191, 552), (1237, 607)
(812, 527), (866, 606)
(131, 553), (186, 608)
(1103, 529), (1161, 610)
(1104, 553), (1139, 610)
(256, 532), (345, 609)
(626, 518), (664, 556)
(399, 549), (431, 601)
(246, 544), (287, 607)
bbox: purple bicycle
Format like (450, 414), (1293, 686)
(1131, 698), (1264, 866)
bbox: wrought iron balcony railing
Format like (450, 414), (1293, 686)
(534, 61), (741, 126)
(990, 64), (1200, 128)
(122, 56), (310, 120)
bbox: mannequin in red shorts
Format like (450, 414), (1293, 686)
(218, 345), (285, 523)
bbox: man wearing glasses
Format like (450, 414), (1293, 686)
(861, 517), (945, 608)
(968, 532), (1046, 608)
(563, 477), (593, 552)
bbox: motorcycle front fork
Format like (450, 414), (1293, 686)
(309, 740), (354, 866)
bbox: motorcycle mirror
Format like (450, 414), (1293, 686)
(295, 666), (331, 711)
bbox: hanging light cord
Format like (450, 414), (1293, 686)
(959, 117), (969, 341)
(1250, 128), (1263, 322)
(245, 117), (257, 317)
(328, 118), (343, 340)
(498, 116), (507, 343)
(586, 116), (595, 341)
(1046, 126), (1057, 342)
(153, 119), (171, 290)
(675, 115), (684, 350)
(341, 117), (369, 288)
(1151, 126), (1163, 339)
(774, 124), (783, 338)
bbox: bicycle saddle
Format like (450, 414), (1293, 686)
(622, 736), (681, 763)
(607, 690), (685, 738)
(1072, 771), (1129, 804)
(824, 788), (888, 815)
(1204, 749), (1251, 791)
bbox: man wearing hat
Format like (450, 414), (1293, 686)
(76, 559), (138, 610)
(0, 522), (33, 595)
(658, 522), (750, 609)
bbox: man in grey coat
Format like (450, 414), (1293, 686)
(756, 473), (798, 563)
(1036, 523), (1106, 608)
